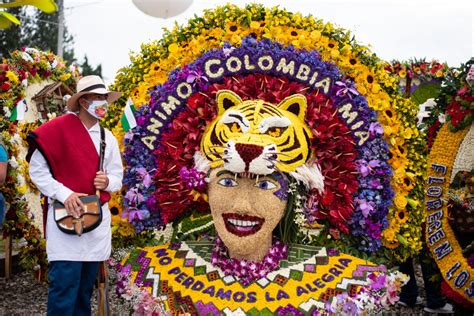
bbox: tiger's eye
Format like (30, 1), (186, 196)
(231, 122), (241, 133)
(267, 127), (282, 137)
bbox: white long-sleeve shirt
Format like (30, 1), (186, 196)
(29, 118), (123, 262)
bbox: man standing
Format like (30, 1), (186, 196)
(28, 75), (123, 316)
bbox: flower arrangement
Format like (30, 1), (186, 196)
(426, 60), (474, 146)
(110, 4), (426, 263)
(385, 59), (449, 96)
(0, 47), (79, 274)
(108, 249), (169, 316)
(123, 38), (398, 261)
(324, 270), (408, 315)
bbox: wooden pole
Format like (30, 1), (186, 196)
(4, 234), (12, 279)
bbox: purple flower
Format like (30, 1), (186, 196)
(122, 207), (149, 221)
(328, 248), (340, 256)
(356, 159), (381, 177)
(222, 46), (235, 57)
(136, 167), (153, 188)
(186, 69), (208, 86)
(179, 166), (207, 191)
(124, 187), (145, 204)
(342, 300), (359, 315)
(325, 300), (337, 314)
(357, 198), (375, 217)
(335, 80), (359, 99)
(369, 122), (384, 136)
(368, 273), (386, 290)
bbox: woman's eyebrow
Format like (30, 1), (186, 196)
(216, 170), (237, 177)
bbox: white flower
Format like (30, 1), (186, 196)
(9, 156), (19, 168)
(22, 52), (34, 62)
(438, 113), (446, 123)
(3, 107), (11, 118)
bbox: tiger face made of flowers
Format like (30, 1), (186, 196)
(200, 90), (314, 176)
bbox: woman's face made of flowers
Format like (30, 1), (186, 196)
(207, 167), (287, 259)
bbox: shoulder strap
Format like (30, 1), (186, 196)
(96, 126), (107, 197)
(99, 126), (106, 172)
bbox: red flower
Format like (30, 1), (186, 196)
(1, 82), (11, 91)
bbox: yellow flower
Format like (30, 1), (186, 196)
(309, 30), (321, 41)
(59, 73), (71, 81)
(402, 127), (413, 139)
(394, 194), (408, 210)
(436, 70), (443, 78)
(396, 209), (408, 224)
(225, 21), (242, 34)
(382, 227), (396, 242)
(18, 185), (27, 195)
(399, 69), (407, 78)
(168, 43), (180, 54)
(249, 21), (260, 29)
(6, 71), (19, 84)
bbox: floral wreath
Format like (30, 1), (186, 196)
(0, 47), (79, 274)
(112, 4), (426, 263)
(424, 60), (474, 308)
(426, 124), (474, 307)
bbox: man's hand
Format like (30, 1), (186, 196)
(64, 192), (88, 218)
(94, 171), (109, 191)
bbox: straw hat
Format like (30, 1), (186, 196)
(66, 75), (121, 112)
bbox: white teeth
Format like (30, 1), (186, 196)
(227, 218), (258, 227)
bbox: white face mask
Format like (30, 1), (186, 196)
(83, 100), (108, 119)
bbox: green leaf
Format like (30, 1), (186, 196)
(0, 11), (21, 29)
(396, 234), (408, 246)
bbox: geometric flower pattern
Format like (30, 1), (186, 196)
(123, 241), (388, 314)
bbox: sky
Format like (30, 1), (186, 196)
(64, 0), (473, 84)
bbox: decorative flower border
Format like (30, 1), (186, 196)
(425, 123), (474, 306)
(113, 242), (408, 315)
(109, 4), (425, 262)
(0, 48), (79, 273)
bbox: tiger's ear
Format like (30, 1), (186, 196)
(277, 94), (307, 121)
(216, 90), (243, 115)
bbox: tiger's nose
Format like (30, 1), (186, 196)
(235, 143), (263, 172)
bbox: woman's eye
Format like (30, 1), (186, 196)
(256, 180), (277, 190)
(218, 178), (238, 187)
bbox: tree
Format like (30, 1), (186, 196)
(0, 5), (102, 76)
(80, 55), (102, 77)
(0, 7), (28, 58)
(26, 9), (76, 64)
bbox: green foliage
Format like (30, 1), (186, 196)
(80, 55), (102, 77)
(411, 83), (441, 105)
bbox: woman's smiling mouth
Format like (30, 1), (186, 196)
(222, 213), (265, 237)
